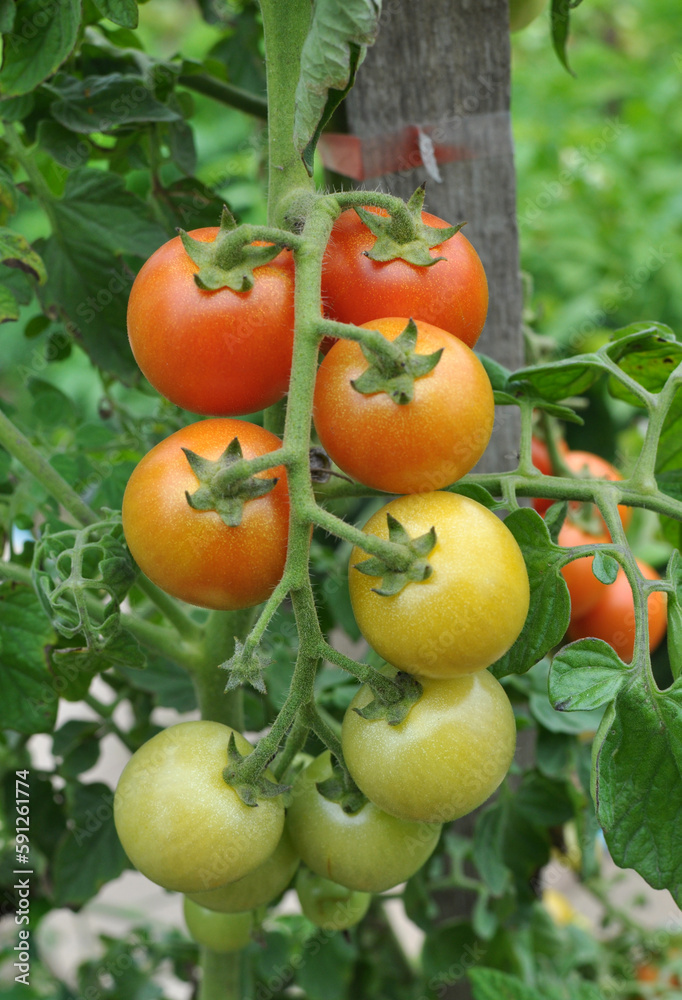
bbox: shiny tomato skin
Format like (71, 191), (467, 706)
(114, 721), (285, 893)
(313, 317), (494, 493)
(342, 671), (516, 824)
(183, 898), (254, 953)
(295, 869), (371, 931)
(186, 827), (299, 913)
(127, 227), (295, 416)
(559, 522), (610, 621)
(321, 208), (488, 348)
(285, 751), (441, 894)
(567, 558), (667, 662)
(122, 419), (288, 610)
(349, 492), (530, 678)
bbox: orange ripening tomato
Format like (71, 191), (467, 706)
(122, 419), (289, 610)
(558, 522), (610, 621)
(127, 228), (295, 416)
(321, 208), (488, 348)
(532, 447), (631, 529)
(567, 558), (667, 662)
(313, 317), (494, 494)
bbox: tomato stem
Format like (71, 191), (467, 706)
(198, 947), (241, 1000)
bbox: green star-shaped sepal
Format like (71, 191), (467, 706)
(316, 761), (366, 816)
(352, 318), (443, 405)
(357, 185), (464, 266)
(184, 437), (278, 527)
(354, 513), (437, 597)
(179, 205), (287, 292)
(352, 671), (423, 727)
(221, 639), (270, 695)
(223, 733), (291, 807)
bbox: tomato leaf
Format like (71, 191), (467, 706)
(92, 0), (139, 29)
(593, 673), (682, 907)
(549, 639), (628, 712)
(52, 782), (129, 906)
(490, 509), (570, 678)
(664, 550), (682, 682)
(294, 0), (382, 172)
(468, 967), (543, 1000)
(0, 0), (81, 97)
(0, 282), (19, 322)
(591, 550), (619, 585)
(0, 583), (57, 733)
(0, 226), (46, 283)
(47, 73), (180, 132)
(36, 167), (166, 379)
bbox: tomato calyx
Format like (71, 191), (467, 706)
(179, 206), (290, 292)
(356, 185), (463, 267)
(222, 638), (269, 695)
(354, 513), (436, 596)
(223, 732), (291, 806)
(353, 670), (422, 726)
(315, 758), (367, 815)
(183, 437), (278, 527)
(352, 318), (443, 405)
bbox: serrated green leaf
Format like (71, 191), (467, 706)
(52, 782), (129, 906)
(49, 73), (180, 132)
(543, 501), (568, 543)
(593, 674), (682, 906)
(469, 967), (543, 1000)
(294, 0), (381, 167)
(0, 583), (57, 733)
(549, 639), (627, 712)
(447, 483), (503, 509)
(514, 772), (575, 828)
(509, 354), (605, 403)
(92, 0), (138, 28)
(0, 282), (18, 322)
(0, 0), (81, 97)
(0, 226), (46, 283)
(38, 168), (165, 378)
(491, 509), (570, 678)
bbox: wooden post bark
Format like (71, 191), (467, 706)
(345, 4), (524, 996)
(345, 0), (523, 474)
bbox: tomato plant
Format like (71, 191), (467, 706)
(183, 898), (254, 953)
(342, 671), (516, 823)
(313, 316), (494, 493)
(114, 721), (285, 893)
(533, 447), (631, 529)
(285, 751), (441, 893)
(558, 521), (610, 620)
(349, 491), (530, 677)
(127, 228), (295, 417)
(295, 869), (372, 931)
(186, 828), (299, 913)
(567, 558), (667, 661)
(321, 207), (489, 348)
(122, 418), (289, 610)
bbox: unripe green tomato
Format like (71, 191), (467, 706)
(342, 672), (516, 824)
(295, 868), (371, 931)
(183, 897), (254, 953)
(286, 751), (441, 893)
(349, 492), (530, 678)
(114, 721), (284, 893)
(186, 827), (299, 913)
(509, 0), (548, 32)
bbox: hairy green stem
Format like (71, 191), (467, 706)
(131, 577), (203, 643)
(179, 74), (268, 119)
(198, 947), (241, 1000)
(273, 715), (310, 780)
(260, 0), (314, 225)
(192, 609), (257, 730)
(321, 642), (409, 705)
(306, 501), (413, 570)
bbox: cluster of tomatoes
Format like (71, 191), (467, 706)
(532, 438), (667, 661)
(115, 205), (534, 950)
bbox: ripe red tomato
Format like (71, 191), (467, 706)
(127, 228), (295, 416)
(531, 436), (554, 478)
(558, 521), (610, 621)
(321, 208), (488, 348)
(567, 558), (667, 662)
(313, 317), (494, 493)
(122, 419), (289, 610)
